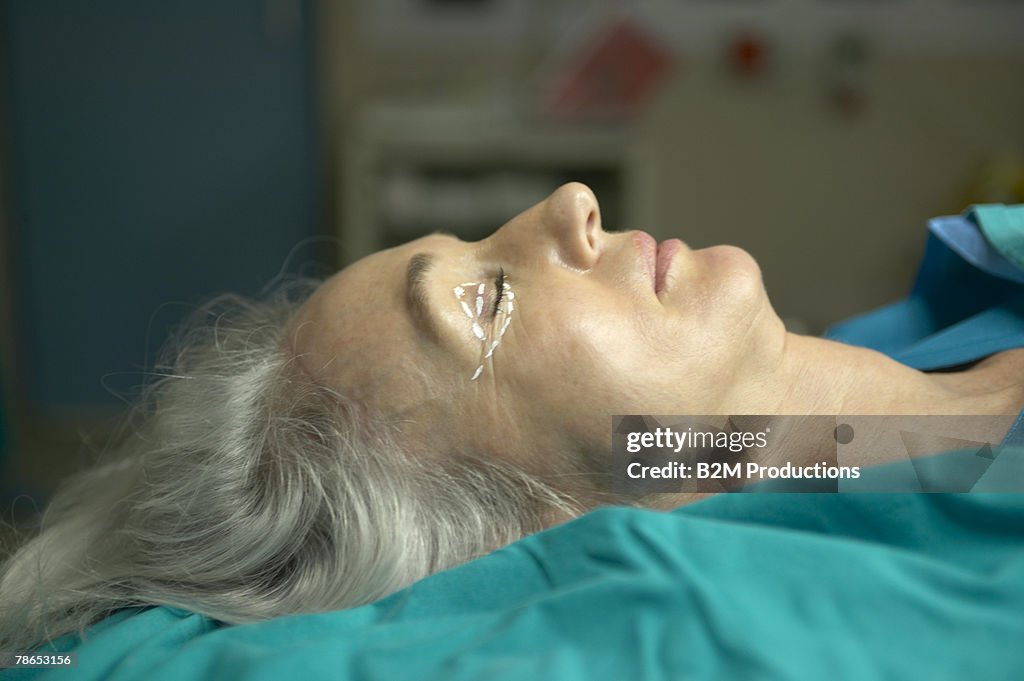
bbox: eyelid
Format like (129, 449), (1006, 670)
(491, 268), (506, 317)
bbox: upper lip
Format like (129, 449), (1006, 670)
(633, 231), (658, 291)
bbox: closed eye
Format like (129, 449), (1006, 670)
(492, 267), (506, 317)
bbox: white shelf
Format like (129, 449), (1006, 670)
(338, 102), (636, 263)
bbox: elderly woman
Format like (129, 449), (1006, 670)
(1, 183), (1023, 658)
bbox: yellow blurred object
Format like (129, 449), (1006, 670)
(962, 152), (1024, 206)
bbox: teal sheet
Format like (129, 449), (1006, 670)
(6, 485), (1024, 680)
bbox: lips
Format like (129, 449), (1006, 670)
(655, 239), (682, 294)
(633, 231), (681, 295)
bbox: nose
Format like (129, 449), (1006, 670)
(540, 182), (603, 271)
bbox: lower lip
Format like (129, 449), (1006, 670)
(655, 239), (682, 294)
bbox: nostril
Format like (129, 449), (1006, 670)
(585, 210), (597, 249)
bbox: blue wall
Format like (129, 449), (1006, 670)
(3, 0), (325, 414)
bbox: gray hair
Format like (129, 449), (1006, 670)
(0, 279), (584, 652)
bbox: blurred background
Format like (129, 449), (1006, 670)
(1, 0), (1023, 532)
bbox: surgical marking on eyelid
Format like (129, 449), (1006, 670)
(452, 278), (516, 381)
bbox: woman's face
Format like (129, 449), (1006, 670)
(287, 183), (784, 472)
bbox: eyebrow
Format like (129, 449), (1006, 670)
(406, 251), (445, 347)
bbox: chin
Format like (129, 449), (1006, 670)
(684, 244), (761, 305)
(662, 243), (778, 333)
(704, 244), (780, 331)
(703, 244), (761, 277)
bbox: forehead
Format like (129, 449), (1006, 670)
(287, 236), (447, 411)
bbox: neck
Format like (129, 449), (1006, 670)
(725, 332), (1024, 417)
(659, 333), (1024, 509)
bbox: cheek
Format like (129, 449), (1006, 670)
(507, 312), (645, 440)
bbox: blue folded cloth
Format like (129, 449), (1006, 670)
(826, 203), (1024, 370)
(928, 204), (1024, 285)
